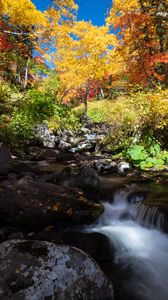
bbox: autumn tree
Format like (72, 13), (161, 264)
(0, 0), (47, 87)
(107, 0), (168, 86)
(0, 0), (78, 88)
(54, 21), (116, 113)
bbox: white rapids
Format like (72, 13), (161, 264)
(84, 190), (168, 300)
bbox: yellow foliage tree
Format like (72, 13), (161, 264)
(0, 0), (46, 27)
(0, 0), (78, 87)
(54, 21), (116, 112)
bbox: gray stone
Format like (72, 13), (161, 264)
(0, 240), (114, 300)
(35, 125), (56, 148)
(70, 142), (93, 153)
(117, 161), (130, 174)
(94, 159), (117, 174)
(58, 140), (72, 151)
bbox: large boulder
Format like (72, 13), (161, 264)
(0, 240), (114, 300)
(0, 180), (104, 230)
(54, 166), (100, 200)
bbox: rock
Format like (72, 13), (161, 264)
(0, 181), (104, 230)
(35, 124), (56, 148)
(0, 227), (24, 243)
(80, 114), (92, 125)
(77, 166), (100, 190)
(38, 149), (59, 160)
(84, 133), (97, 141)
(7, 173), (18, 181)
(80, 127), (90, 134)
(56, 166), (100, 199)
(62, 231), (115, 263)
(70, 142), (94, 153)
(0, 240), (114, 300)
(0, 146), (12, 163)
(0, 146), (12, 175)
(93, 159), (117, 174)
(55, 152), (76, 163)
(137, 184), (168, 232)
(117, 161), (130, 174)
(58, 140), (72, 151)
(10, 162), (40, 175)
(24, 231), (115, 263)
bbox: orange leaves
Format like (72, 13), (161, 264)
(150, 53), (168, 65)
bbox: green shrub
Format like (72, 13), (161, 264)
(123, 138), (168, 170)
(11, 89), (80, 141)
(88, 107), (106, 123)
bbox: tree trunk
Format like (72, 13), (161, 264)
(83, 95), (88, 115)
(24, 57), (30, 89)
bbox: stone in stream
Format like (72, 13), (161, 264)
(93, 159), (117, 174)
(54, 166), (100, 200)
(58, 140), (72, 151)
(116, 161), (130, 174)
(0, 180), (104, 231)
(0, 240), (114, 300)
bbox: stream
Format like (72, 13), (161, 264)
(84, 190), (168, 300)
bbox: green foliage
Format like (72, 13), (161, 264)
(11, 89), (56, 140)
(0, 80), (23, 114)
(76, 87), (168, 151)
(123, 139), (168, 170)
(11, 89), (80, 141)
(38, 73), (60, 97)
(88, 107), (106, 123)
(47, 105), (80, 131)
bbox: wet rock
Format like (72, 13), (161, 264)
(38, 149), (60, 160)
(7, 173), (18, 182)
(55, 166), (100, 200)
(56, 130), (79, 149)
(127, 191), (146, 204)
(62, 231), (115, 263)
(35, 124), (56, 148)
(55, 152), (77, 163)
(0, 227), (24, 243)
(10, 161), (40, 175)
(0, 146), (12, 175)
(117, 162), (130, 174)
(0, 181), (104, 230)
(94, 159), (117, 174)
(0, 146), (12, 162)
(77, 166), (100, 190)
(70, 142), (94, 153)
(137, 184), (168, 232)
(58, 140), (72, 151)
(0, 240), (114, 300)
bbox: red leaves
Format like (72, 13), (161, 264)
(0, 20), (16, 51)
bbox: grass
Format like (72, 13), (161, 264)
(74, 96), (139, 125)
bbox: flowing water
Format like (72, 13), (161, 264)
(84, 190), (168, 300)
